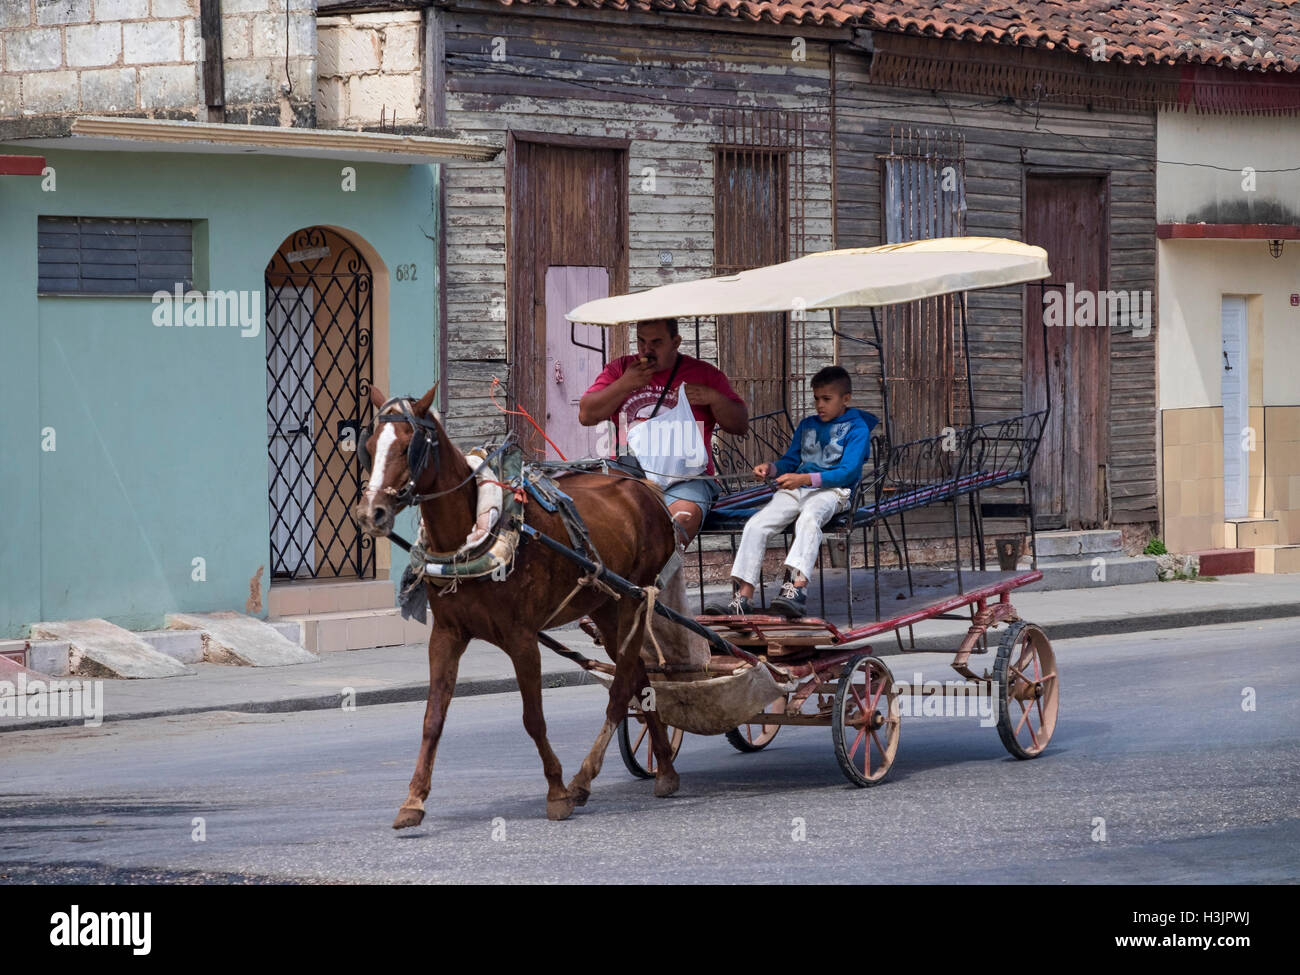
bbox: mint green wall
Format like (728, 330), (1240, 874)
(0, 148), (440, 637)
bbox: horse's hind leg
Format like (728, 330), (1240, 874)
(506, 635), (573, 821)
(394, 627), (469, 830)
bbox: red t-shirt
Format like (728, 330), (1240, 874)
(585, 353), (743, 475)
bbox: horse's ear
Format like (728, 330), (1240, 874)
(368, 386), (387, 409)
(413, 383), (439, 417)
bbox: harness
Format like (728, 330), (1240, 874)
(360, 399), (679, 624)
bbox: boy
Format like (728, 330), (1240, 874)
(704, 366), (877, 619)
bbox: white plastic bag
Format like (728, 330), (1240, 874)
(626, 390), (708, 489)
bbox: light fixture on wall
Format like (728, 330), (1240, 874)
(1268, 239), (1285, 259)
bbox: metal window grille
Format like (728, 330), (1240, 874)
(879, 128), (969, 442)
(710, 107), (807, 464)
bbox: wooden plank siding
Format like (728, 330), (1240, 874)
(437, 7), (835, 444)
(431, 7), (1157, 533)
(833, 49), (1158, 531)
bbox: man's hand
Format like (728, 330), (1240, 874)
(753, 462), (776, 481)
(682, 383), (718, 408)
(619, 357), (657, 391)
(775, 472), (812, 490)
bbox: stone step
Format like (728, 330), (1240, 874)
(166, 612), (320, 667)
(1029, 530), (1124, 559)
(1015, 555), (1158, 589)
(1190, 548), (1255, 576)
(0, 640), (28, 667)
(267, 579), (395, 618)
(1223, 519), (1279, 548)
(28, 619), (194, 679)
(280, 608), (430, 653)
(1253, 544), (1300, 574)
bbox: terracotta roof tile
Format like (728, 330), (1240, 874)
(492, 1), (1300, 71)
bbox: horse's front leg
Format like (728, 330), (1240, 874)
(505, 634), (573, 821)
(567, 601), (668, 805)
(393, 626), (470, 830)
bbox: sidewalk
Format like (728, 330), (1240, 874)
(3, 573), (1297, 732)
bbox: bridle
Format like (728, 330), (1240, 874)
(358, 396), (442, 506)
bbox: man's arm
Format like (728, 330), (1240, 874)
(578, 357), (655, 426)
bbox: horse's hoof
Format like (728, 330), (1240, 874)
(392, 801), (426, 830)
(547, 796), (575, 821)
(653, 771), (680, 798)
(568, 785), (591, 807)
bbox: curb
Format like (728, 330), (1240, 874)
(4, 601), (1298, 733)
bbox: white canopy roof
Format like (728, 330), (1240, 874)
(567, 237), (1050, 325)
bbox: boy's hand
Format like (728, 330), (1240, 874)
(753, 462), (776, 481)
(775, 472), (812, 490)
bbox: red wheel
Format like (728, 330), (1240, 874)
(832, 655), (900, 787)
(617, 712), (684, 779)
(725, 696), (786, 753)
(993, 621), (1059, 759)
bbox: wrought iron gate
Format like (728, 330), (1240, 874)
(265, 227), (375, 579)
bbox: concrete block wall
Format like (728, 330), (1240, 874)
(316, 10), (421, 129)
(0, 0), (317, 126)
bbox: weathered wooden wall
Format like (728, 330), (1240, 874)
(437, 3), (836, 443)
(833, 47), (1159, 528)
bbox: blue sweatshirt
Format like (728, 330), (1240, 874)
(775, 408), (878, 490)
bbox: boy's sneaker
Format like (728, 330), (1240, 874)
(703, 594), (753, 617)
(770, 580), (808, 619)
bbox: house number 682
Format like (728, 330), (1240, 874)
(395, 264), (418, 281)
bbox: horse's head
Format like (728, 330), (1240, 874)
(355, 383), (441, 537)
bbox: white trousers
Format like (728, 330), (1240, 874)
(730, 487), (850, 587)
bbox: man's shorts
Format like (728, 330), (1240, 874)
(662, 477), (723, 521)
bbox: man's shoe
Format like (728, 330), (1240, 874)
(703, 594), (753, 617)
(770, 580), (808, 619)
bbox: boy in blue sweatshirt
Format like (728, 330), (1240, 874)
(705, 366), (877, 618)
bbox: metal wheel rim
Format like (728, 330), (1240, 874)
(834, 655), (900, 785)
(996, 623), (1059, 759)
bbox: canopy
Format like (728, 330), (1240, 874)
(566, 237), (1050, 325)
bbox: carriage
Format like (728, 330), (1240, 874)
(540, 237), (1062, 787)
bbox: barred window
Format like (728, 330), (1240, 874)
(37, 217), (193, 295)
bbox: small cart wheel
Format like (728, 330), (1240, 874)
(617, 712), (684, 779)
(725, 696), (786, 753)
(993, 621), (1059, 759)
(832, 655), (900, 787)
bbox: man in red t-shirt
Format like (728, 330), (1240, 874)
(580, 317), (748, 541)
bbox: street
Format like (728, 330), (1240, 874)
(3, 618), (1298, 884)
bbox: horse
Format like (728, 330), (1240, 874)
(355, 384), (705, 828)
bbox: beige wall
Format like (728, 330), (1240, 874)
(316, 11), (422, 129)
(1157, 239), (1300, 409)
(1157, 108), (1300, 224)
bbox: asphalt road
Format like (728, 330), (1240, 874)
(2, 618), (1299, 884)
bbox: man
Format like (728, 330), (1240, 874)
(579, 317), (748, 542)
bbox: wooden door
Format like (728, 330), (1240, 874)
(544, 266), (609, 460)
(715, 148), (789, 418)
(510, 140), (627, 457)
(1024, 175), (1109, 529)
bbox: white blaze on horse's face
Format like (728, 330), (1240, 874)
(365, 423), (400, 497)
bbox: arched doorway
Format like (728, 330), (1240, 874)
(265, 227), (375, 579)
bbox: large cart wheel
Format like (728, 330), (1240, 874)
(832, 655), (900, 787)
(993, 621), (1059, 759)
(617, 713), (684, 779)
(725, 696), (786, 753)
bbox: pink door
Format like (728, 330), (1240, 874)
(544, 265), (609, 461)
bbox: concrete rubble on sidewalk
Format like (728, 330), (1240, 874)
(28, 618), (195, 680)
(165, 612), (319, 667)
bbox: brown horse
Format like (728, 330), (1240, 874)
(355, 384), (695, 827)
